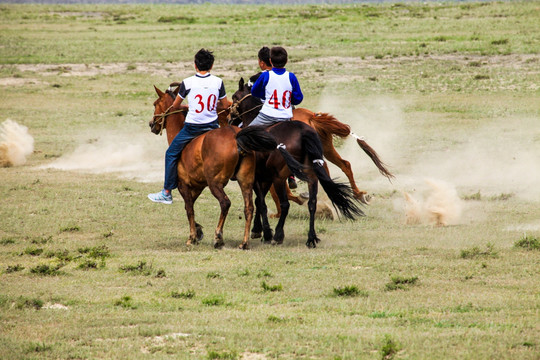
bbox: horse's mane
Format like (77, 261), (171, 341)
(249, 72), (262, 86)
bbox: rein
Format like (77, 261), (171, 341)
(229, 93), (262, 125)
(152, 109), (185, 136)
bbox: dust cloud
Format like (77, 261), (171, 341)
(400, 179), (462, 226)
(0, 119), (34, 167)
(314, 90), (540, 225)
(40, 130), (167, 183)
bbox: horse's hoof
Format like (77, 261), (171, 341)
(358, 193), (371, 205)
(306, 240), (317, 249)
(238, 243), (250, 250)
(214, 241), (224, 249)
(271, 239), (283, 246)
(299, 192), (309, 200)
(196, 224), (204, 241)
(251, 231), (262, 239)
(263, 230), (274, 243)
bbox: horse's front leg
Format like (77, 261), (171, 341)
(306, 177), (320, 248)
(237, 180), (254, 250)
(178, 185), (203, 245)
(271, 180), (290, 245)
(208, 183), (230, 249)
(252, 181), (273, 243)
(251, 196), (263, 239)
(269, 184), (305, 219)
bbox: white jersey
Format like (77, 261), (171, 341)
(260, 70), (293, 118)
(178, 73), (226, 124)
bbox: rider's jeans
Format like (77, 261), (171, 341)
(164, 120), (219, 191)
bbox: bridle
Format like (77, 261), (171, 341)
(228, 92), (262, 125)
(152, 108), (185, 136)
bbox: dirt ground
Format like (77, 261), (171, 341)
(2, 54), (538, 88)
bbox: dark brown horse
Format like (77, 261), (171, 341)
(228, 88), (364, 247)
(229, 76), (394, 217)
(150, 85), (278, 249)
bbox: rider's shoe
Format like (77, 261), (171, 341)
(288, 176), (297, 189)
(148, 190), (172, 204)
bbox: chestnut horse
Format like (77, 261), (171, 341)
(150, 85), (279, 249)
(230, 75), (394, 214)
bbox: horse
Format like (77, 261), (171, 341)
(150, 84), (279, 250)
(229, 75), (394, 217)
(228, 96), (364, 248)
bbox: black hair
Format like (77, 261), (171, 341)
(194, 48), (214, 71)
(270, 46), (288, 68)
(258, 47), (271, 67)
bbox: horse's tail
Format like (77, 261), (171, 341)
(351, 134), (394, 180)
(236, 125), (277, 153)
(307, 112), (351, 139)
(309, 112), (394, 181)
(302, 130), (364, 220)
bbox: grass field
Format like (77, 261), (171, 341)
(1, 2), (539, 359)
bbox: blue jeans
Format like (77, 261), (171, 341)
(164, 120), (219, 190)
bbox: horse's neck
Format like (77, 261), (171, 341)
(241, 97), (262, 126)
(166, 114), (185, 145)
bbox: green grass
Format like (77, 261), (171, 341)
(514, 236), (540, 250)
(0, 2), (539, 359)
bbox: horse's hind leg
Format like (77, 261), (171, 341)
(306, 178), (320, 248)
(208, 183), (231, 249)
(321, 138), (369, 204)
(271, 180), (290, 245)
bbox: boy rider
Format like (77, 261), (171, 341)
(249, 46), (303, 127)
(253, 46), (301, 189)
(148, 49), (229, 204)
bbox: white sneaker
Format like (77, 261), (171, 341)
(148, 190), (172, 204)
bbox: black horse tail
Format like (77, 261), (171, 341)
(302, 130), (365, 220)
(236, 125), (277, 153)
(276, 145), (310, 182)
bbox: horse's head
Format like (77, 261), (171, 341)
(229, 74), (263, 127)
(150, 84), (180, 135)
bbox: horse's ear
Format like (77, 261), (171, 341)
(238, 78), (244, 91)
(154, 85), (165, 97)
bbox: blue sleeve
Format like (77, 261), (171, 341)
(289, 73), (303, 105)
(251, 72), (269, 100)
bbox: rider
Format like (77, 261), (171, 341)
(148, 49), (229, 204)
(253, 46), (301, 189)
(257, 46), (272, 72)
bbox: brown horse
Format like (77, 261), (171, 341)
(230, 76), (394, 213)
(150, 85), (278, 249)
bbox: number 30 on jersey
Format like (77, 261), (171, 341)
(194, 94), (217, 113)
